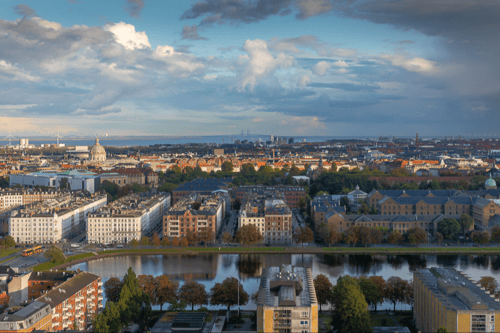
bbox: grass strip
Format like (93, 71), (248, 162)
(32, 252), (95, 271)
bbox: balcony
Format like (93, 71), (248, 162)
(98, 281), (103, 287)
(52, 313), (60, 318)
(98, 302), (104, 308)
(98, 296), (103, 301)
(89, 295), (96, 300)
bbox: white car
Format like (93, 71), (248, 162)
(117, 244), (124, 248)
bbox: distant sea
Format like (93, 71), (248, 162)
(0, 135), (377, 147)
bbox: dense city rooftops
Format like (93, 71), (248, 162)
(38, 271), (100, 308)
(89, 193), (168, 218)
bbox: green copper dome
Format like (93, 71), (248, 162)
(486, 175), (497, 188)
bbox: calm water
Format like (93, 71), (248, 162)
(68, 254), (500, 310)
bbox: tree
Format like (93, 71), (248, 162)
(385, 276), (408, 311)
(186, 230), (198, 245)
(479, 276), (498, 295)
(221, 161), (234, 172)
(358, 226), (373, 247)
(209, 277), (249, 311)
(235, 225), (263, 247)
(459, 214), (473, 236)
(331, 275), (372, 333)
(130, 239), (139, 247)
(171, 237), (180, 247)
(138, 275), (156, 307)
(387, 230), (403, 245)
(370, 228), (384, 245)
(472, 231), (490, 245)
(168, 299), (187, 311)
(197, 227), (213, 246)
(435, 232), (444, 245)
(437, 327), (448, 333)
(0, 236), (16, 249)
(357, 277), (383, 311)
(344, 226), (359, 247)
(491, 225), (500, 246)
(161, 238), (170, 246)
(140, 236), (149, 246)
(437, 218), (461, 239)
(293, 227), (314, 247)
(317, 223), (341, 247)
(222, 232), (233, 244)
(368, 276), (386, 311)
(104, 277), (123, 303)
(179, 281), (208, 310)
(44, 245), (66, 264)
(151, 233), (161, 247)
(59, 177), (69, 190)
(180, 237), (189, 247)
(313, 274), (333, 312)
(406, 227), (427, 247)
(155, 275), (179, 311)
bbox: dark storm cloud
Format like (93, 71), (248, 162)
(181, 0), (294, 26)
(13, 4), (36, 17)
(181, 25), (209, 40)
(125, 0), (145, 18)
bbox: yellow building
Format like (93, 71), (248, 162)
(414, 267), (500, 333)
(256, 265), (318, 333)
(0, 300), (52, 332)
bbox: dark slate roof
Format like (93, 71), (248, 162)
(29, 270), (76, 282)
(38, 271), (99, 308)
(379, 196), (476, 205)
(368, 190), (460, 198)
(472, 197), (493, 208)
(343, 214), (462, 223)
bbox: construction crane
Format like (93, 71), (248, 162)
(55, 130), (62, 146)
(4, 132), (14, 146)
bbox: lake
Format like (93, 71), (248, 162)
(68, 253), (500, 310)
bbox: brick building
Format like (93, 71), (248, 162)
(172, 178), (232, 204)
(236, 185), (306, 209)
(38, 271), (103, 331)
(163, 193), (225, 239)
(238, 191), (293, 244)
(28, 271), (76, 300)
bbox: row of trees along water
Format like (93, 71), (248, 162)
(95, 266), (500, 333)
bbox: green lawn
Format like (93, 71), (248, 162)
(323, 246), (500, 253)
(32, 252), (96, 271)
(0, 248), (19, 258)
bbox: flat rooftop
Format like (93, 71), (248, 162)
(256, 265), (317, 308)
(416, 267), (500, 312)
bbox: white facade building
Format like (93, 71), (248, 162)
(9, 194), (107, 244)
(9, 171), (100, 193)
(87, 193), (170, 244)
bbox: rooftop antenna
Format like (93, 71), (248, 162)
(5, 132), (14, 146)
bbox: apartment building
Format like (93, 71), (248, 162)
(0, 189), (63, 210)
(38, 271), (103, 332)
(472, 197), (500, 228)
(9, 193), (107, 244)
(255, 265), (318, 333)
(28, 271), (76, 301)
(172, 178), (232, 204)
(88, 192), (170, 244)
(238, 191), (293, 244)
(414, 267), (500, 333)
(377, 196), (474, 216)
(163, 193), (225, 239)
(236, 185), (306, 209)
(310, 195), (347, 228)
(9, 170), (101, 193)
(0, 300), (52, 332)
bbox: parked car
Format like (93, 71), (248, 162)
(117, 244), (124, 248)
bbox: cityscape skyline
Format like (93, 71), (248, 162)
(0, 0), (499, 136)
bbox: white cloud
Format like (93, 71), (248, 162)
(299, 75), (311, 87)
(0, 60), (40, 82)
(239, 39), (294, 91)
(333, 60), (349, 67)
(104, 22), (151, 50)
(155, 45), (206, 77)
(312, 61), (332, 76)
(380, 54), (436, 73)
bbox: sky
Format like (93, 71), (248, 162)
(0, 0), (499, 137)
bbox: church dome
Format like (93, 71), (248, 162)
(90, 138), (106, 162)
(485, 174), (496, 189)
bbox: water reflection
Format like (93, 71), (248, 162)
(68, 253), (500, 310)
